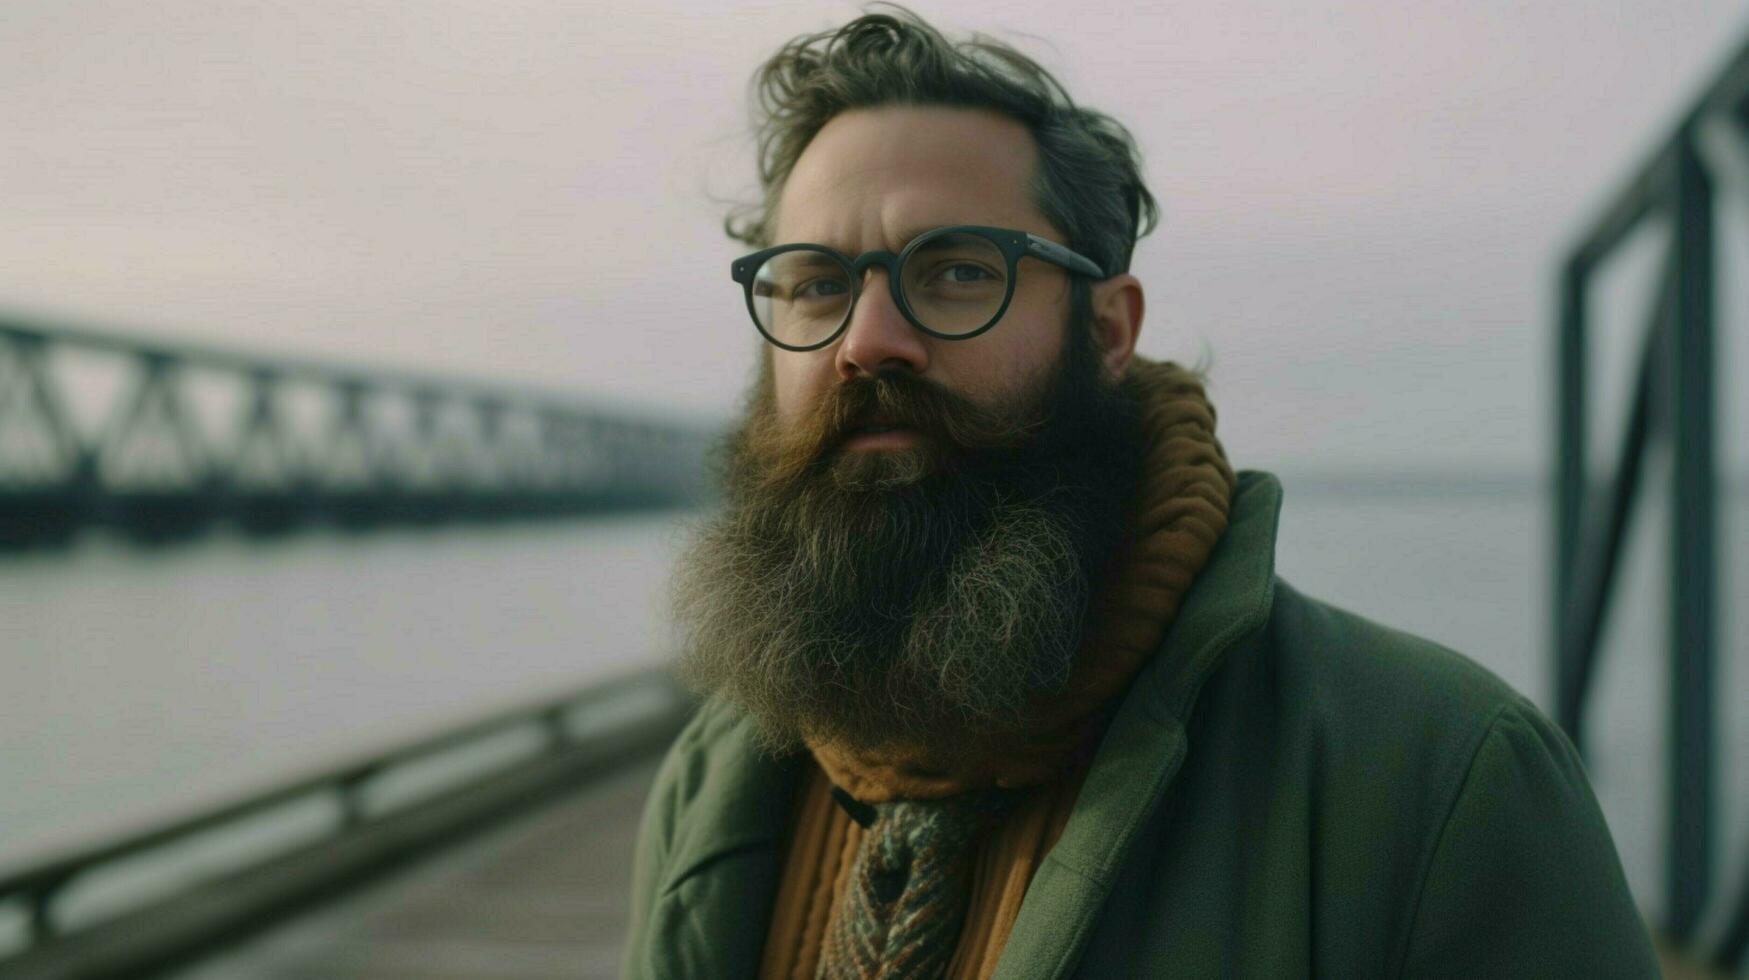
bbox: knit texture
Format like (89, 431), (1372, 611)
(818, 791), (1017, 980)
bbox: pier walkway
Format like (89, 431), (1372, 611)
(169, 760), (656, 980)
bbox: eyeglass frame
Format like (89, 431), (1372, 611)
(729, 224), (1107, 352)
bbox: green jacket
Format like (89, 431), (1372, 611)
(622, 471), (1659, 978)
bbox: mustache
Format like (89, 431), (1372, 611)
(750, 369), (1045, 487)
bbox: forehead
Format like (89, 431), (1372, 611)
(773, 104), (1053, 251)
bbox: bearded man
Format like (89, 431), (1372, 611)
(623, 8), (1658, 978)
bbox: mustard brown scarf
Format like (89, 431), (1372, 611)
(803, 357), (1236, 979)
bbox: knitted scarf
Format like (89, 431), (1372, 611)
(808, 357), (1236, 979)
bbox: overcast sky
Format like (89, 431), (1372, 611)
(3, 1), (1746, 474)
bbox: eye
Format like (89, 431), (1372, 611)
(920, 262), (999, 287)
(796, 277), (849, 299)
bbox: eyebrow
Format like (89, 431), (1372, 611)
(805, 225), (957, 254)
(774, 251), (842, 266)
(893, 225), (945, 248)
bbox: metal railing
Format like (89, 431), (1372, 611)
(0, 312), (715, 550)
(0, 667), (694, 979)
(1552, 30), (1746, 972)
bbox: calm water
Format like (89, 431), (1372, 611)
(4, 479), (1745, 934)
(2, 513), (689, 869)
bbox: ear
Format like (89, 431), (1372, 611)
(1089, 274), (1144, 382)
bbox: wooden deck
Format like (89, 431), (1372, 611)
(171, 759), (657, 980)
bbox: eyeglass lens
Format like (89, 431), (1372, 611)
(750, 231), (1009, 348)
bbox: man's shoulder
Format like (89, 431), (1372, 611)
(1214, 576), (1572, 795)
(642, 694), (805, 833)
(1236, 586), (1655, 976)
(1261, 576), (1531, 727)
(646, 695), (759, 805)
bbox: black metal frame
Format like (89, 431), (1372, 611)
(1553, 30), (1747, 972)
(730, 224), (1105, 351)
(0, 313), (716, 550)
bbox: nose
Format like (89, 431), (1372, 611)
(834, 267), (929, 381)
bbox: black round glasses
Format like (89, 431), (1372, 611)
(729, 224), (1105, 352)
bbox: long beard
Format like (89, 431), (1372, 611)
(671, 330), (1142, 756)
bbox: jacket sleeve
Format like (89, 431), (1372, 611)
(620, 732), (684, 979)
(1397, 699), (1661, 978)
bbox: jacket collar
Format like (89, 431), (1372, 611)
(648, 470), (1283, 978)
(991, 468), (1282, 978)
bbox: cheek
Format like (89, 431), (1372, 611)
(951, 309), (1065, 401)
(770, 354), (824, 424)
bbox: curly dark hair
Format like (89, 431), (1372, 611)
(726, 3), (1160, 282)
